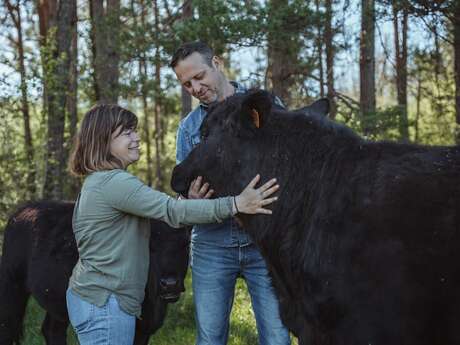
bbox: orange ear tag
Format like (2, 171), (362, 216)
(251, 109), (261, 128)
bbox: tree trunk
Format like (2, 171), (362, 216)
(136, 0), (153, 187)
(325, 0), (337, 118)
(414, 76), (422, 143)
(90, 0), (120, 103)
(393, 2), (409, 140)
(5, 0), (36, 198)
(67, 2), (77, 145)
(360, 0), (376, 135)
(315, 0), (325, 98)
(267, 0), (299, 106)
(38, 0), (75, 200)
(66, 0), (79, 198)
(181, 0), (192, 117)
(454, 1), (460, 144)
(140, 59), (153, 187)
(153, 0), (163, 190)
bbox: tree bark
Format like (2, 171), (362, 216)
(393, 2), (409, 140)
(454, 1), (460, 144)
(414, 76), (422, 143)
(140, 58), (153, 187)
(67, 2), (77, 144)
(136, 0), (153, 187)
(90, 0), (120, 103)
(181, 0), (192, 118)
(66, 0), (79, 198)
(325, 0), (337, 118)
(5, 0), (36, 198)
(153, 0), (163, 190)
(315, 0), (325, 98)
(360, 0), (376, 135)
(267, 0), (299, 106)
(38, 0), (75, 200)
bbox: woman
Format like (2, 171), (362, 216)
(66, 104), (279, 345)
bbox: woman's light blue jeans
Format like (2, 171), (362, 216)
(191, 242), (291, 345)
(66, 288), (135, 345)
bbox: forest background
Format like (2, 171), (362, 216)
(0, 0), (459, 343)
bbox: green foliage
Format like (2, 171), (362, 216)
(0, 98), (39, 231)
(170, 0), (264, 53)
(336, 105), (410, 141)
(408, 46), (456, 145)
(0, 0), (457, 228)
(128, 94), (182, 193)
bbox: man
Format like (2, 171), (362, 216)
(170, 41), (291, 345)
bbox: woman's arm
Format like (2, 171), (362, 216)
(102, 170), (278, 228)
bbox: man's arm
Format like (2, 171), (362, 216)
(175, 122), (188, 164)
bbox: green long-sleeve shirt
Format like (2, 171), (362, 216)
(69, 169), (234, 317)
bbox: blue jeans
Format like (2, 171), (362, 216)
(66, 288), (135, 345)
(191, 242), (291, 345)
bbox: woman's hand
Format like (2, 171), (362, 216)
(233, 174), (279, 215)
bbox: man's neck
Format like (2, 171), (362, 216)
(219, 81), (235, 101)
(200, 81), (236, 107)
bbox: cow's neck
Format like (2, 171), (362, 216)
(240, 114), (364, 285)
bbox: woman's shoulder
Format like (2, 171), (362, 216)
(85, 169), (138, 187)
(92, 169), (144, 191)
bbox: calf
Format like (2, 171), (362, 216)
(171, 90), (460, 345)
(0, 201), (190, 345)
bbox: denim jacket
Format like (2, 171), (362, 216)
(176, 82), (252, 247)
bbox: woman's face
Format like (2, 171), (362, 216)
(110, 125), (141, 168)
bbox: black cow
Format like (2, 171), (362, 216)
(0, 201), (190, 345)
(171, 90), (460, 345)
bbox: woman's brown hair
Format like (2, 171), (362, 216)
(69, 104), (138, 177)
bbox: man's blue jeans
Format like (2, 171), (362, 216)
(191, 242), (291, 345)
(66, 288), (135, 345)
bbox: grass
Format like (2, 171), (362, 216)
(22, 271), (298, 344)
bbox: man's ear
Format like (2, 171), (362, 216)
(240, 90), (272, 129)
(211, 56), (223, 71)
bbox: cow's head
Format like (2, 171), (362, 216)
(148, 220), (190, 303)
(171, 89), (329, 204)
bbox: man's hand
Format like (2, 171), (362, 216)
(188, 176), (214, 199)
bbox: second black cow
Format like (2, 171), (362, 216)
(171, 90), (460, 345)
(0, 201), (190, 345)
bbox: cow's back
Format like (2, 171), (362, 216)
(293, 143), (460, 345)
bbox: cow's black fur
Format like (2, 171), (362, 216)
(0, 201), (190, 345)
(171, 90), (460, 345)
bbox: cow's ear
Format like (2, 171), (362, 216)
(241, 90), (272, 129)
(308, 98), (329, 116)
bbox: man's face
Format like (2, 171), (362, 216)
(174, 52), (224, 104)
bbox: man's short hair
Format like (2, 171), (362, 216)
(169, 41), (214, 69)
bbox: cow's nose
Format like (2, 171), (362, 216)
(160, 277), (178, 289)
(171, 165), (189, 195)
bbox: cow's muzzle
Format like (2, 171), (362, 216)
(171, 165), (191, 196)
(159, 277), (185, 303)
